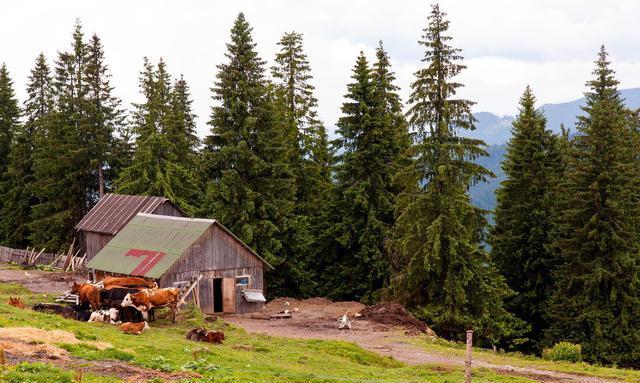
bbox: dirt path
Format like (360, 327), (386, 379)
(0, 262), (83, 293)
(224, 315), (618, 383)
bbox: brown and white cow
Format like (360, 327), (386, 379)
(103, 276), (157, 289)
(121, 287), (180, 322)
(71, 282), (101, 310)
(120, 321), (150, 335)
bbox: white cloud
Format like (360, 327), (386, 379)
(1, 0), (639, 137)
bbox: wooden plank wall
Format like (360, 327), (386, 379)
(83, 232), (114, 262)
(0, 245), (83, 269)
(152, 202), (184, 217)
(159, 224), (266, 314)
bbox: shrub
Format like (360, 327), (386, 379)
(543, 342), (582, 363)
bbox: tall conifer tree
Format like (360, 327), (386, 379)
(0, 55), (53, 247)
(0, 64), (19, 177)
(322, 48), (408, 301)
(0, 63), (22, 244)
(202, 13), (295, 296)
(116, 58), (197, 212)
(389, 5), (519, 343)
(490, 86), (563, 352)
(271, 31), (331, 295)
(30, 21), (90, 250)
(548, 47), (640, 366)
(84, 33), (125, 199)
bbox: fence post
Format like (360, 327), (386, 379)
(465, 329), (473, 383)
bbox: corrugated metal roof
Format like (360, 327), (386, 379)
(75, 193), (184, 235)
(86, 214), (213, 279)
(86, 213), (274, 279)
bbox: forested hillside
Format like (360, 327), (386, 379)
(1, 4), (640, 366)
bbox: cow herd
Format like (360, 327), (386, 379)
(68, 276), (180, 331)
(8, 276), (227, 341)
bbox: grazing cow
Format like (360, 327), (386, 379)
(88, 308), (120, 324)
(7, 297), (25, 309)
(71, 282), (101, 310)
(122, 287), (180, 322)
(120, 321), (149, 335)
(103, 276), (157, 289)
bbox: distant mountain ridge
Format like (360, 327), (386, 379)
(468, 87), (640, 145)
(468, 87), (640, 214)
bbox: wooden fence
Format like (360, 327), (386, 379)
(0, 243), (86, 271)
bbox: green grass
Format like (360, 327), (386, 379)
(404, 336), (640, 382)
(0, 281), (631, 382)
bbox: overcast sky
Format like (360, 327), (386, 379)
(2, 0), (640, 137)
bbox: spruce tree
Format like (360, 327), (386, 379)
(547, 47), (640, 366)
(84, 33), (125, 199)
(168, 74), (199, 167)
(201, 13), (295, 296)
(0, 63), (21, 244)
(115, 58), (197, 212)
(0, 54), (53, 247)
(490, 86), (564, 352)
(271, 31), (332, 295)
(322, 48), (408, 301)
(0, 64), (19, 177)
(30, 21), (89, 250)
(389, 4), (519, 343)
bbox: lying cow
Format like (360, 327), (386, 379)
(120, 321), (149, 335)
(104, 276), (157, 289)
(33, 303), (91, 321)
(71, 282), (101, 310)
(122, 287), (180, 322)
(88, 308), (120, 324)
(185, 327), (225, 344)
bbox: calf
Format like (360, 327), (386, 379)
(71, 282), (101, 310)
(103, 276), (157, 289)
(122, 287), (180, 322)
(120, 321), (149, 335)
(88, 308), (120, 324)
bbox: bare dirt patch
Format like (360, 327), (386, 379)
(0, 262), (83, 293)
(0, 327), (112, 350)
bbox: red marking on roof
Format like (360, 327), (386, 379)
(125, 249), (167, 276)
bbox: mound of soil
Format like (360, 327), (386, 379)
(359, 302), (429, 335)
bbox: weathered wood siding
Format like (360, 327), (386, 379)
(152, 202), (183, 217)
(83, 231), (114, 262)
(159, 224), (265, 314)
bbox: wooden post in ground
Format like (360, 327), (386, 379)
(465, 329), (473, 383)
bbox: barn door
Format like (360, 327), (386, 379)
(222, 277), (236, 313)
(198, 278), (214, 315)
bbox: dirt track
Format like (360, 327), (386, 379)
(224, 298), (618, 383)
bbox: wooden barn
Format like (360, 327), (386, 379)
(85, 213), (271, 314)
(75, 193), (185, 262)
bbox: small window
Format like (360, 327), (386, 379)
(235, 276), (250, 286)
